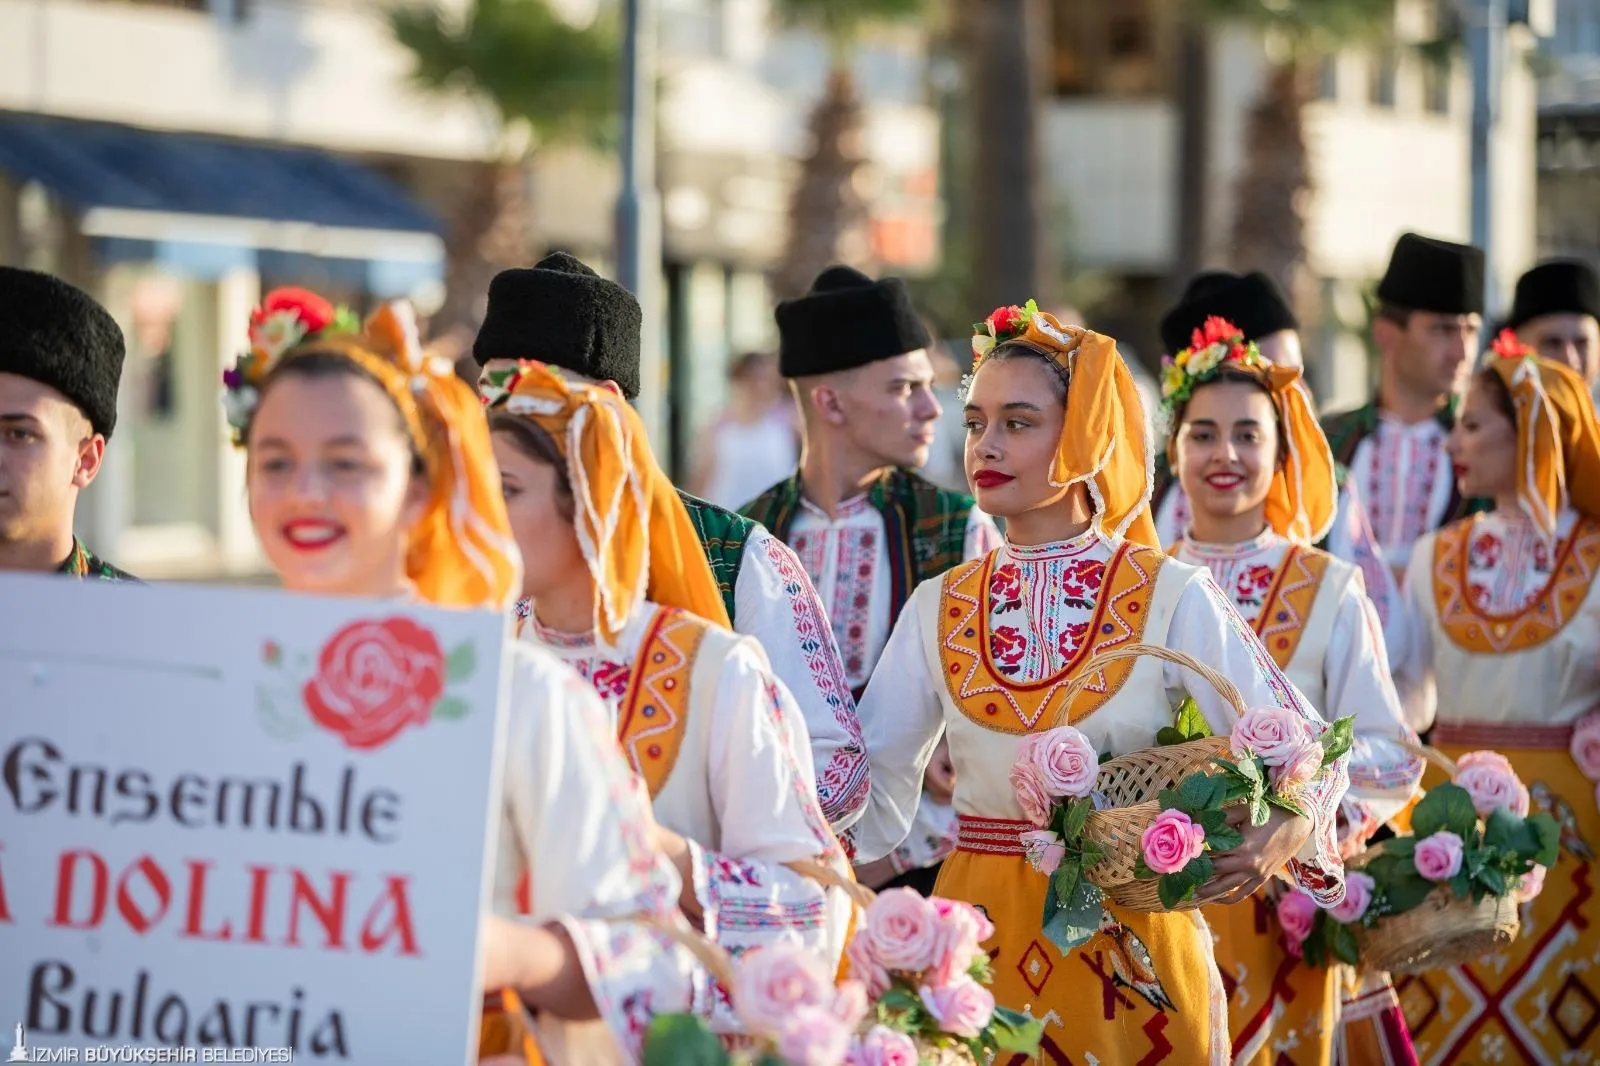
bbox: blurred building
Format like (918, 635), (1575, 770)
(1042, 0), (1541, 411)
(1538, 0), (1600, 264)
(0, 0), (940, 578)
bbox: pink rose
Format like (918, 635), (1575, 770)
(1457, 749), (1517, 776)
(845, 1026), (920, 1066)
(1328, 872), (1375, 924)
(1020, 829), (1066, 877)
(775, 1006), (853, 1066)
(1018, 726), (1099, 799)
(732, 942), (835, 1039)
(925, 897), (993, 987)
(1276, 889), (1319, 956)
(1518, 863), (1547, 903)
(1009, 761), (1055, 827)
(1414, 830), (1465, 882)
(845, 930), (890, 998)
(1571, 718), (1600, 780)
(918, 975), (995, 1038)
(1230, 706), (1317, 768)
(864, 888), (941, 972)
(1454, 762), (1531, 818)
(1270, 736), (1326, 790)
(1141, 808), (1207, 875)
(831, 979), (869, 1030)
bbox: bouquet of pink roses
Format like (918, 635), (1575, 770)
(1288, 749), (1557, 973)
(642, 890), (1042, 1066)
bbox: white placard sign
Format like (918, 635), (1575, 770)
(0, 576), (510, 1064)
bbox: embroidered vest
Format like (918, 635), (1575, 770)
(678, 490), (754, 624)
(617, 605), (712, 797)
(743, 468), (976, 633)
(1431, 515), (1600, 655)
(933, 543), (1168, 733)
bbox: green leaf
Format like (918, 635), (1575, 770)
(1174, 695), (1213, 740)
(989, 1008), (1046, 1054)
(1080, 840), (1106, 867)
(879, 986), (921, 1014)
(433, 695), (471, 720)
(1155, 726), (1189, 747)
(1251, 794), (1271, 827)
(1197, 807), (1229, 833)
(641, 1014), (728, 1066)
(1329, 920), (1362, 966)
(1384, 836), (1418, 860)
(1157, 869), (1199, 909)
(1177, 773), (1228, 813)
(1063, 796), (1092, 841)
(446, 640), (476, 682)
(1098, 750), (1116, 765)
(1207, 823), (1245, 853)
(1412, 783), (1479, 839)
(1483, 807), (1533, 853)
(1528, 812), (1561, 866)
(1383, 871), (1437, 915)
(1449, 871), (1472, 899)
(1478, 865), (1508, 897)
(1134, 855), (1157, 880)
(1188, 853), (1215, 886)
(1265, 792), (1306, 819)
(1041, 879), (1105, 955)
(1319, 715), (1356, 765)
(1054, 860), (1083, 908)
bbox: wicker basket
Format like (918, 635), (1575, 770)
(1048, 643), (1248, 912)
(1347, 745), (1522, 974)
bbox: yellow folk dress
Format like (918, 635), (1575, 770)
(1395, 508), (1600, 1065)
(852, 530), (1351, 1064)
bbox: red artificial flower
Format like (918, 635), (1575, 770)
(253, 286), (336, 335)
(1490, 328), (1534, 361)
(1191, 315), (1243, 352)
(1227, 344), (1249, 363)
(986, 305), (1027, 337)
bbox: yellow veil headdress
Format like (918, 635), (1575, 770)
(223, 288), (522, 610)
(969, 301), (1159, 547)
(482, 361), (731, 647)
(1158, 315), (1337, 545)
(1486, 329), (1600, 534)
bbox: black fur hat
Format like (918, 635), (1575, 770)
(1505, 259), (1600, 329)
(775, 266), (932, 378)
(1159, 271), (1299, 355)
(0, 267), (125, 436)
(472, 252), (643, 399)
(1375, 233), (1486, 316)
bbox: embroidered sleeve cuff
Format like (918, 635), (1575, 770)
(548, 914), (700, 1062)
(816, 742), (871, 830)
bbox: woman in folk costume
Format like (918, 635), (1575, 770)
(851, 304), (1352, 1064)
(223, 289), (699, 1065)
(481, 360), (855, 1030)
(1392, 334), (1600, 1066)
(1161, 317), (1425, 1065)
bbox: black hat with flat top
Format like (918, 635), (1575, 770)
(1375, 232), (1486, 315)
(0, 267), (125, 437)
(1159, 270), (1299, 355)
(472, 252), (643, 399)
(775, 266), (933, 378)
(1505, 259), (1600, 329)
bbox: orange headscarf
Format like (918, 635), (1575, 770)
(1486, 330), (1600, 534)
(484, 361), (730, 647)
(224, 290), (522, 611)
(970, 303), (1159, 548)
(1159, 316), (1338, 545)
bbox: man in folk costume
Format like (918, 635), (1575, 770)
(0, 267), (135, 580)
(473, 253), (867, 830)
(1322, 233), (1488, 587)
(1151, 270), (1407, 666)
(1392, 338), (1600, 1065)
(1158, 318), (1425, 1066)
(1503, 258), (1600, 388)
(742, 265), (1002, 893)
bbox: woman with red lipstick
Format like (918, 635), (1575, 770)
(849, 304), (1353, 1064)
(222, 290), (701, 1065)
(480, 360), (855, 1036)
(1391, 334), (1600, 1065)
(1162, 317), (1424, 1066)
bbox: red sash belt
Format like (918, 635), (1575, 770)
(956, 815), (1033, 855)
(1432, 719), (1575, 751)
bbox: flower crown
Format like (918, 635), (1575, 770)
(962, 299), (1042, 397)
(222, 287), (361, 444)
(1159, 316), (1266, 409)
(1490, 327), (1536, 361)
(479, 361), (572, 418)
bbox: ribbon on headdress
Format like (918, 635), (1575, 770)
(1159, 316), (1337, 546)
(486, 361), (730, 647)
(1487, 330), (1600, 534)
(973, 306), (1159, 548)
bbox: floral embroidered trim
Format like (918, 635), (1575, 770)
(1432, 514), (1600, 654)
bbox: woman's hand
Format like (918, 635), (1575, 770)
(479, 914), (600, 1020)
(651, 823), (706, 924)
(924, 736), (957, 806)
(1197, 805), (1312, 905)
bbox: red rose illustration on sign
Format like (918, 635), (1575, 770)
(300, 617), (464, 750)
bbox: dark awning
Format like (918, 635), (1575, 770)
(0, 113), (443, 287)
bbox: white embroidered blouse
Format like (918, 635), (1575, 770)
(1347, 412), (1455, 579)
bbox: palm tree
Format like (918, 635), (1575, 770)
(387, 0), (617, 339)
(770, 0), (926, 299)
(1189, 0), (1396, 304)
